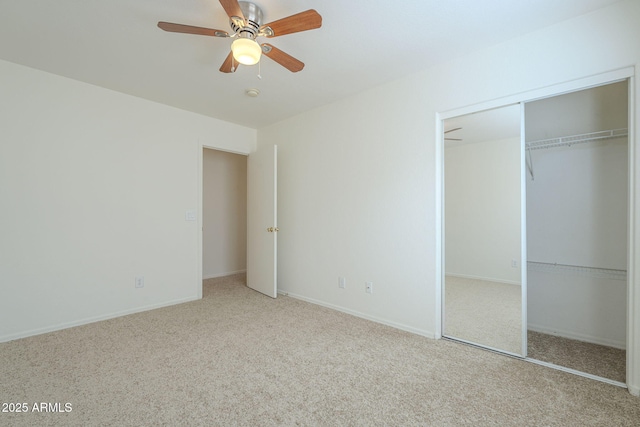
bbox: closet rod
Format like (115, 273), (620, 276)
(527, 261), (627, 281)
(526, 128), (628, 151)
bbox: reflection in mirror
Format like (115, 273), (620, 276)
(443, 104), (523, 355)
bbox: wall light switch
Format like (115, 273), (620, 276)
(185, 210), (196, 221)
(338, 277), (346, 289)
(135, 276), (145, 288)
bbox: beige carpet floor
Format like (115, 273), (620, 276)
(1, 274), (639, 426)
(528, 331), (626, 383)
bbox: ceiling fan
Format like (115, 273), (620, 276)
(157, 0), (322, 73)
(445, 127), (462, 141)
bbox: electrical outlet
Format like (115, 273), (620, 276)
(338, 277), (346, 289)
(511, 259), (519, 268)
(135, 276), (145, 288)
(365, 281), (373, 294)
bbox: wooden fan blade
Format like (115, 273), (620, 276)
(444, 127), (462, 134)
(260, 10), (322, 37)
(158, 22), (229, 37)
(219, 0), (244, 19)
(261, 44), (304, 72)
(219, 51), (237, 73)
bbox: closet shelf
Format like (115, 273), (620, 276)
(526, 128), (628, 151)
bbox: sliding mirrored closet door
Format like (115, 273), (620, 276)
(442, 103), (527, 356)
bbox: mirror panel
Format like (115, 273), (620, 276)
(443, 104), (524, 355)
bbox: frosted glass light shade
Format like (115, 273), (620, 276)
(231, 38), (262, 65)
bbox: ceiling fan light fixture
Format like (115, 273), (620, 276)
(231, 37), (261, 65)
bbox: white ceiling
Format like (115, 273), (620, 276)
(0, 0), (623, 129)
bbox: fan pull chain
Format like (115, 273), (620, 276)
(231, 56), (236, 73)
(257, 60), (262, 79)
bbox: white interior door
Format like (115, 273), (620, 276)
(246, 144), (277, 298)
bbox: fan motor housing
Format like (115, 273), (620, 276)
(231, 1), (263, 38)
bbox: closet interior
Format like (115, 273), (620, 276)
(442, 80), (629, 385)
(525, 81), (628, 383)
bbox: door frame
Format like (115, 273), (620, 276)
(435, 66), (637, 390)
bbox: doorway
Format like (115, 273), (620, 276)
(202, 148), (248, 281)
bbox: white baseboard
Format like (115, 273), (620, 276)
(527, 323), (626, 350)
(628, 384), (640, 397)
(203, 269), (246, 280)
(445, 272), (521, 286)
(281, 291), (436, 340)
(0, 296), (200, 343)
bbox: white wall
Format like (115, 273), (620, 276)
(258, 0), (640, 394)
(525, 81), (629, 142)
(528, 268), (627, 348)
(261, 89), (434, 335)
(527, 140), (628, 267)
(202, 149), (247, 279)
(0, 59), (256, 342)
(445, 137), (521, 284)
